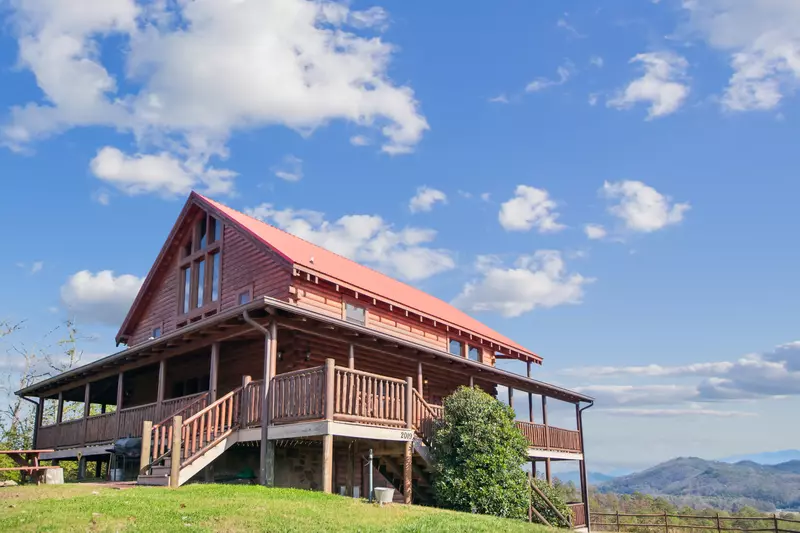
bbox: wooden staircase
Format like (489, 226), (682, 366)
(138, 386), (244, 487)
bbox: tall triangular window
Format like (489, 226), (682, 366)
(178, 212), (222, 320)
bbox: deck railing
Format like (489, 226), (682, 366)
(333, 366), (408, 427)
(241, 379), (264, 427)
(411, 389), (442, 443)
(271, 367), (325, 424)
(180, 387), (242, 466)
(150, 392), (210, 462)
(118, 403), (158, 439)
(516, 420), (582, 453)
(569, 503), (587, 528)
(85, 412), (117, 444)
(36, 423), (60, 449)
(591, 511), (800, 533)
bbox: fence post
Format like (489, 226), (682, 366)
(616, 511), (621, 532)
(139, 420), (152, 475)
(774, 514), (779, 533)
(664, 511), (669, 533)
(170, 415), (182, 488)
(716, 513), (722, 533)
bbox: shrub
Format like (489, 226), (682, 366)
(429, 386), (529, 519)
(531, 477), (573, 527)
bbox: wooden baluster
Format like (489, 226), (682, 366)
(199, 414), (206, 449)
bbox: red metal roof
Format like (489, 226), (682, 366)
(196, 193), (539, 361)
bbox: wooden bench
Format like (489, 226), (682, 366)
(0, 449), (56, 485)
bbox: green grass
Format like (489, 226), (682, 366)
(0, 483), (558, 532)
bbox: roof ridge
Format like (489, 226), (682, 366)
(197, 192), (462, 314)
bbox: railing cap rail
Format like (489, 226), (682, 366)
(334, 365), (407, 384)
(273, 366), (325, 379)
(182, 386), (243, 426)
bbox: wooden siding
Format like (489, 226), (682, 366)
(126, 219), (292, 347)
(219, 225), (292, 312)
(290, 278), (345, 319)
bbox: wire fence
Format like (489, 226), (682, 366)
(591, 512), (800, 533)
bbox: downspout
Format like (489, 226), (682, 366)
(578, 400), (594, 530)
(243, 309), (276, 486)
(21, 396), (40, 449)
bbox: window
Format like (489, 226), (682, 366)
(178, 213), (222, 316)
(449, 339), (463, 356)
(238, 290), (252, 306)
(152, 327), (162, 339)
(345, 302), (366, 326)
(468, 345), (480, 362)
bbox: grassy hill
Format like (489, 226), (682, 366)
(599, 457), (800, 512)
(0, 483), (556, 533)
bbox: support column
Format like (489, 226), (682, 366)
(527, 362), (534, 423)
(78, 456), (87, 480)
(322, 361), (335, 494)
(33, 398), (44, 449)
(469, 375), (474, 387)
(56, 392), (64, 424)
(115, 373), (124, 439)
(260, 321), (277, 487)
(95, 460), (102, 478)
(82, 382), (91, 445)
(404, 376), (414, 505)
(348, 344), (355, 370)
(346, 441), (355, 496)
(542, 395), (551, 484)
(577, 403), (590, 528)
(417, 362), (423, 396)
(508, 386), (514, 411)
(156, 359), (166, 419)
(170, 416), (182, 488)
(209, 342), (220, 402)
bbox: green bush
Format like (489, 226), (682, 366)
(429, 386), (529, 520)
(531, 477), (573, 527)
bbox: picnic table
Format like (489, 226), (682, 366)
(0, 449), (58, 485)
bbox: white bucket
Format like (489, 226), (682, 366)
(373, 487), (395, 505)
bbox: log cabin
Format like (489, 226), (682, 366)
(16, 192), (592, 526)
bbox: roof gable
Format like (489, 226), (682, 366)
(196, 194), (538, 360)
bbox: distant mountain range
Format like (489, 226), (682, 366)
(598, 457), (800, 512)
(720, 450), (800, 465)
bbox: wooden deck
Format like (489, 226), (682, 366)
(36, 364), (582, 456)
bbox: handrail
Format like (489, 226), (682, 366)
(153, 392), (210, 429)
(333, 365), (407, 385)
(121, 401), (157, 412)
(183, 387), (241, 426)
(411, 389), (443, 443)
(150, 392), (211, 463)
(179, 386), (243, 467)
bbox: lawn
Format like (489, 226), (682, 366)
(0, 483), (558, 532)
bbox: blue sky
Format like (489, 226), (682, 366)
(1, 0), (799, 472)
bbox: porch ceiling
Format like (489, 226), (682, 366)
(18, 297), (592, 404)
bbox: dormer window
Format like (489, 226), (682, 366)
(178, 212), (222, 317)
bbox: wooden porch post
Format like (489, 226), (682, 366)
(240, 375), (251, 426)
(209, 342), (220, 402)
(115, 372), (124, 439)
(260, 321), (277, 487)
(322, 358), (335, 494)
(170, 416), (182, 488)
(404, 377), (414, 505)
(56, 392), (64, 424)
(577, 403), (590, 527)
(33, 398), (44, 449)
(82, 382), (91, 445)
(417, 362), (423, 396)
(469, 375), (474, 387)
(348, 344), (355, 370)
(542, 395), (551, 484)
(156, 359), (166, 419)
(527, 362), (534, 423)
(140, 421), (153, 475)
(508, 386), (514, 411)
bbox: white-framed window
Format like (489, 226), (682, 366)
(345, 302), (366, 326)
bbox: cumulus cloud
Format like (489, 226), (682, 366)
(451, 251), (591, 317)
(244, 203), (454, 281)
(601, 407), (754, 418)
(584, 224), (607, 240)
(409, 186), (447, 213)
(682, 0), (800, 111)
(3, 0), (428, 194)
(273, 155), (304, 183)
(526, 62), (574, 93)
(602, 180), (690, 233)
(607, 52), (690, 118)
(499, 185), (565, 233)
(60, 270), (144, 326)
(566, 341), (800, 406)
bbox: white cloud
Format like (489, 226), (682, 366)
(60, 270), (144, 326)
(409, 186), (447, 213)
(89, 146), (236, 196)
(451, 251), (591, 317)
(574, 384), (699, 406)
(607, 52), (690, 118)
(682, 0), (800, 111)
(601, 407), (754, 417)
(273, 155), (304, 182)
(526, 62), (574, 93)
(480, 192), (491, 202)
(588, 93), (599, 106)
(31, 261), (44, 274)
(602, 180), (690, 233)
(489, 94), (509, 104)
(244, 203), (454, 281)
(563, 361), (736, 378)
(92, 189), (111, 206)
(584, 224), (607, 240)
(3, 0), (428, 193)
(350, 135), (371, 147)
(557, 18), (584, 39)
(498, 185), (565, 233)
(590, 56), (604, 68)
